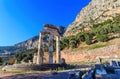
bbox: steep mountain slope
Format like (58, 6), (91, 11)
(64, 0), (120, 36)
(15, 36), (39, 50)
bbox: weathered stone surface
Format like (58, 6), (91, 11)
(64, 0), (120, 36)
(61, 43), (120, 63)
(1, 64), (67, 72)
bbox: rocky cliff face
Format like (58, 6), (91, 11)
(0, 26), (66, 54)
(64, 0), (120, 36)
(15, 36), (39, 50)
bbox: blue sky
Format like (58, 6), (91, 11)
(0, 0), (91, 46)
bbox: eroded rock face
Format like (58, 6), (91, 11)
(15, 36), (39, 50)
(64, 0), (120, 36)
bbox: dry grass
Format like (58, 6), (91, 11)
(61, 38), (120, 63)
(69, 38), (120, 52)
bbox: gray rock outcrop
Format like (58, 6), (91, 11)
(64, 0), (120, 36)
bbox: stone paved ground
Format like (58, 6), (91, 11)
(1, 65), (120, 79)
(0, 71), (69, 79)
(0, 65), (91, 79)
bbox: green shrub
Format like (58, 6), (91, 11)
(69, 36), (77, 48)
(60, 14), (120, 50)
(77, 33), (85, 42)
(96, 34), (108, 42)
(15, 49), (37, 63)
(61, 37), (70, 48)
(89, 44), (107, 50)
(85, 33), (93, 45)
(113, 0), (117, 2)
(60, 41), (67, 50)
(6, 57), (16, 65)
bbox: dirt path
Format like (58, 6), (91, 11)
(0, 71), (69, 79)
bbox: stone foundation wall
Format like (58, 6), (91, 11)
(61, 43), (120, 63)
(2, 64), (35, 71)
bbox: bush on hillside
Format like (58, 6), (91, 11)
(69, 36), (77, 48)
(85, 33), (93, 45)
(76, 33), (85, 42)
(60, 14), (120, 50)
(6, 57), (16, 65)
(15, 49), (37, 63)
(96, 34), (108, 42)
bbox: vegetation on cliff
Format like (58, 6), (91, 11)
(60, 14), (120, 49)
(15, 49), (37, 63)
(64, 0), (120, 36)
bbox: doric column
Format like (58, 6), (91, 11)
(56, 36), (61, 63)
(37, 32), (43, 65)
(48, 50), (53, 64)
(48, 35), (53, 64)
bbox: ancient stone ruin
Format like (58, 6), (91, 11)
(2, 24), (62, 71)
(35, 24), (61, 65)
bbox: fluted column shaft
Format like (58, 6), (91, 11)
(56, 36), (61, 63)
(37, 33), (43, 65)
